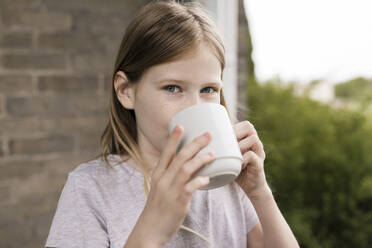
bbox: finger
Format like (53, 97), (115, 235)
(182, 176), (210, 199)
(172, 152), (215, 188)
(239, 134), (265, 160)
(233, 120), (257, 141)
(242, 150), (263, 170)
(153, 125), (184, 179)
(165, 132), (212, 181)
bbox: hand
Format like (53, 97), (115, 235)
(136, 125), (215, 246)
(233, 121), (270, 198)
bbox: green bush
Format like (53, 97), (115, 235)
(247, 80), (372, 248)
(335, 77), (372, 104)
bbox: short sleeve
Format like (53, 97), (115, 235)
(45, 172), (109, 248)
(235, 184), (259, 233)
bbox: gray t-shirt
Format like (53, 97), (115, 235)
(45, 154), (259, 248)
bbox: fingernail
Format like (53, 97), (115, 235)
(175, 125), (182, 133)
(202, 176), (210, 183)
(208, 152), (214, 157)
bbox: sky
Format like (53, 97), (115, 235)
(244, 0), (372, 85)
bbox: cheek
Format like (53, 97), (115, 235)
(154, 104), (181, 147)
(137, 100), (178, 148)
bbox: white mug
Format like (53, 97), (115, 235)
(168, 103), (242, 190)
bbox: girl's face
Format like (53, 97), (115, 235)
(120, 43), (223, 158)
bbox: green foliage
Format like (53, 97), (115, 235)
(247, 80), (372, 248)
(335, 77), (372, 104)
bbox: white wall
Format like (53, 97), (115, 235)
(204, 0), (239, 120)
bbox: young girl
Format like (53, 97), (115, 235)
(45, 1), (299, 247)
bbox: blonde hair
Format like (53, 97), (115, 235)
(99, 1), (233, 246)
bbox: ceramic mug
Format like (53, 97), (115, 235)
(168, 103), (242, 190)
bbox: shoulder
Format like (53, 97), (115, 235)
(213, 181), (257, 219)
(219, 180), (250, 202)
(69, 154), (122, 178)
(65, 154), (126, 190)
(201, 181), (251, 211)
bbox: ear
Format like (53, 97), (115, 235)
(114, 71), (136, 110)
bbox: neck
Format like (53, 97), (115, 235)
(121, 148), (160, 177)
(121, 131), (163, 176)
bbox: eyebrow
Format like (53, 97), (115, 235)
(155, 79), (223, 89)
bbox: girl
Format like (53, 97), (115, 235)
(45, 1), (299, 247)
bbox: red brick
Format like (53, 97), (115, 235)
(38, 75), (98, 93)
(104, 74), (113, 92)
(0, 31), (33, 49)
(43, 0), (146, 15)
(72, 53), (113, 73)
(1, 10), (72, 31)
(1, 52), (67, 70)
(79, 132), (101, 154)
(38, 31), (107, 53)
(0, 160), (45, 180)
(0, 140), (3, 157)
(0, 114), (107, 137)
(40, 115), (107, 134)
(0, 117), (41, 136)
(0, 0), (42, 10)
(0, 75), (33, 94)
(73, 11), (132, 35)
(9, 135), (74, 155)
(0, 96), (3, 116)
(6, 94), (106, 117)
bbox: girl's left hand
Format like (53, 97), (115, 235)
(233, 121), (270, 198)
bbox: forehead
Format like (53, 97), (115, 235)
(141, 43), (223, 86)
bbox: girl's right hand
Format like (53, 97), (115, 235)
(135, 125), (215, 246)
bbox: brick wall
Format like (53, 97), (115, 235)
(0, 0), (250, 247)
(0, 1), (149, 247)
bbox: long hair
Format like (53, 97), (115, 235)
(99, 1), (232, 246)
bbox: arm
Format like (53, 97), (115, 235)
(246, 223), (264, 248)
(123, 216), (162, 248)
(246, 186), (299, 248)
(233, 121), (299, 248)
(123, 126), (214, 248)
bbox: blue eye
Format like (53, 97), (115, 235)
(164, 85), (181, 93)
(163, 85), (218, 94)
(201, 87), (218, 94)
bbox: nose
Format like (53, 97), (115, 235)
(185, 92), (202, 108)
